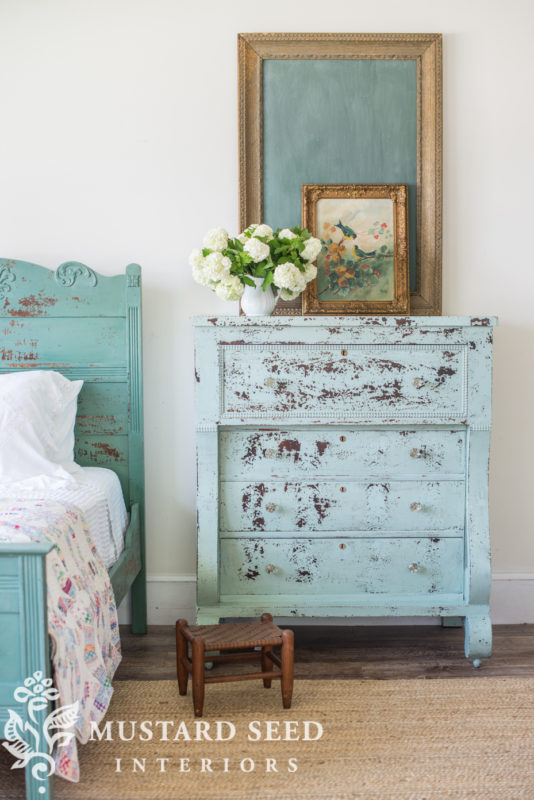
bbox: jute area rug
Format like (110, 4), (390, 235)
(1, 677), (534, 799)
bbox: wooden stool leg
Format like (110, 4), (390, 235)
(260, 613), (274, 688)
(261, 646), (272, 688)
(192, 638), (206, 717)
(176, 619), (189, 696)
(280, 629), (294, 709)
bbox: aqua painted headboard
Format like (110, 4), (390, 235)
(0, 259), (144, 511)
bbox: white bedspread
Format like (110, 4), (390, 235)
(0, 466), (128, 568)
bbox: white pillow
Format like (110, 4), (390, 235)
(44, 371), (84, 467)
(0, 370), (83, 483)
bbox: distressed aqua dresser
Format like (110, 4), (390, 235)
(192, 316), (497, 665)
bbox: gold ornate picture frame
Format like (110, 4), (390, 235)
(238, 32), (442, 315)
(302, 183), (410, 315)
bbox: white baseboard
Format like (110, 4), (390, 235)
(118, 572), (534, 626)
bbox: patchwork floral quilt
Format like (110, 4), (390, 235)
(0, 500), (121, 782)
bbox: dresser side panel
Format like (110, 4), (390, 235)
(465, 429), (492, 606)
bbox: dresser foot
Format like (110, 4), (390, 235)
(441, 616), (464, 627)
(464, 614), (492, 662)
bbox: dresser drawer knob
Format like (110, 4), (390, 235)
(339, 486), (347, 493)
(410, 447), (425, 459)
(265, 448), (276, 458)
(265, 564), (276, 574)
(413, 377), (425, 389)
(266, 502), (276, 513)
(410, 502), (423, 512)
(408, 562), (420, 572)
(264, 377), (276, 388)
(341, 349), (348, 356)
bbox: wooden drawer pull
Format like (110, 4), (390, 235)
(413, 377), (425, 389)
(408, 562), (420, 572)
(265, 502), (276, 513)
(410, 502), (423, 512)
(264, 377), (276, 388)
(265, 564), (276, 574)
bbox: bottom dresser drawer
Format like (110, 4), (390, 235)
(220, 537), (464, 597)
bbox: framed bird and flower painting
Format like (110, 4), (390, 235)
(302, 183), (410, 314)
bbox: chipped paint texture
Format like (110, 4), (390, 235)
(221, 479), (464, 533)
(193, 316), (497, 663)
(221, 345), (466, 419)
(221, 537), (464, 596)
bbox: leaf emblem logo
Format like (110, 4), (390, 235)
(2, 671), (79, 794)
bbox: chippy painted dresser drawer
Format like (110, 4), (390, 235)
(192, 316), (497, 665)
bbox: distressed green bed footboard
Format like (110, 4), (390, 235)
(0, 542), (53, 799)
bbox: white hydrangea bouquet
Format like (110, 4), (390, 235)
(190, 223), (322, 314)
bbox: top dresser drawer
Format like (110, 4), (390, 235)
(220, 344), (466, 421)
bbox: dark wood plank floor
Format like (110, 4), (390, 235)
(117, 624), (534, 681)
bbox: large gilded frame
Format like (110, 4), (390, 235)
(238, 32), (442, 315)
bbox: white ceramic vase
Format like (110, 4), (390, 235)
(241, 276), (279, 316)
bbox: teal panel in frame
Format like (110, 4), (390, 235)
(263, 59), (418, 290)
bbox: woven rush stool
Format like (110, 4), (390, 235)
(176, 613), (294, 717)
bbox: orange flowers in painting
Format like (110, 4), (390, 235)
(328, 242), (346, 261)
(333, 264), (356, 287)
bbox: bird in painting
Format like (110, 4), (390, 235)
(334, 219), (377, 257)
(334, 220), (357, 238)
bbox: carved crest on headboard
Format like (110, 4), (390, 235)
(0, 266), (16, 299)
(55, 261), (97, 288)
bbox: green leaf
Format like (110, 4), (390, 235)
(202, 248), (211, 257)
(262, 272), (274, 290)
(242, 275), (256, 287)
(239, 252), (253, 267)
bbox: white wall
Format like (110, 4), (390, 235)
(1, 0), (533, 619)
